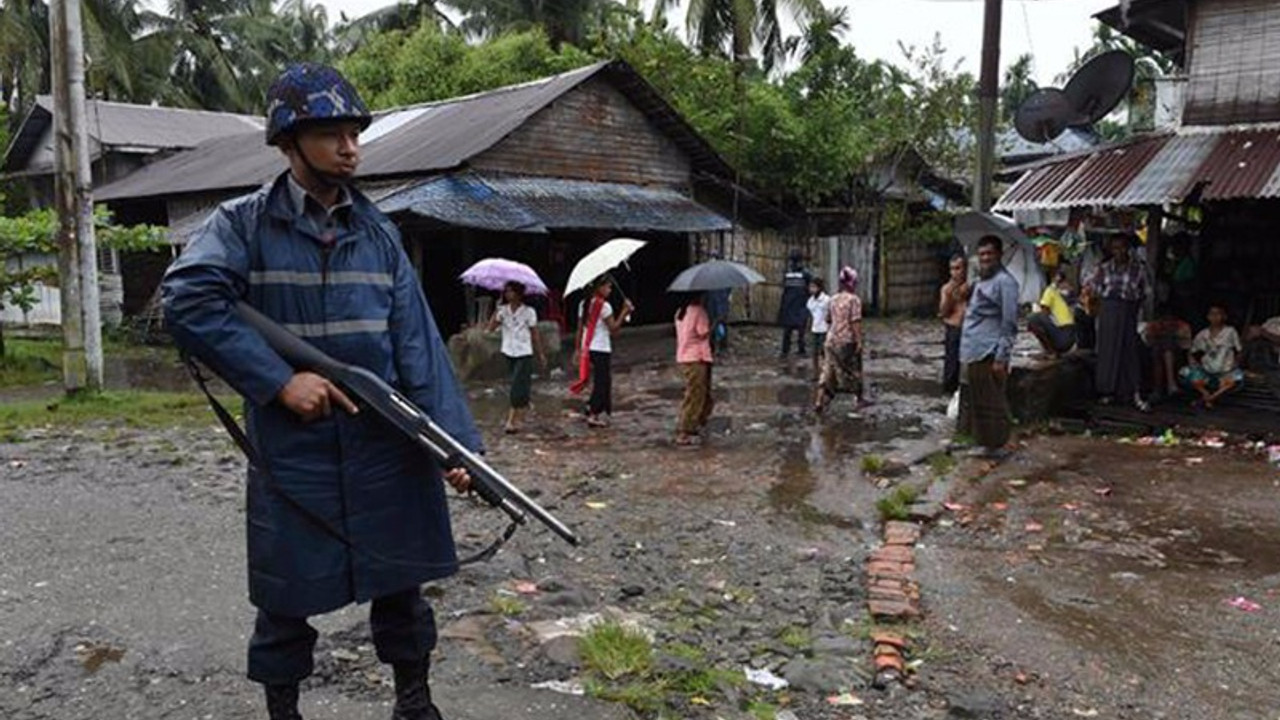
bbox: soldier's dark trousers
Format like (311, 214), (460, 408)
(248, 588), (437, 684)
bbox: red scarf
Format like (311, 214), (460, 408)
(570, 294), (607, 395)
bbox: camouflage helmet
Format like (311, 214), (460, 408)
(264, 63), (372, 146)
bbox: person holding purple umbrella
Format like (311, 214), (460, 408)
(487, 280), (546, 434)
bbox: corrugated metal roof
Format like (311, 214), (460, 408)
(1115, 133), (1218, 205)
(2, 96), (262, 174)
(1186, 129), (1280, 200)
(96, 63), (608, 202)
(380, 173), (731, 234)
(995, 155), (1088, 210)
(1052, 135), (1169, 206)
(994, 124), (1280, 211)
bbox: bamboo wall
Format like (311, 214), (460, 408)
(881, 240), (945, 316)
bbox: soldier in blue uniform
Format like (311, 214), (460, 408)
(162, 63), (479, 720)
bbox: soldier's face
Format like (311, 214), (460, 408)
(292, 121), (362, 179)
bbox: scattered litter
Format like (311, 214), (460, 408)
(533, 449), (549, 456)
(1006, 478), (1027, 488)
(8, 460), (26, 469)
(530, 679), (585, 696)
(1024, 521), (1044, 533)
(710, 519), (737, 527)
(329, 648), (359, 662)
(826, 692), (864, 706)
(526, 607), (657, 643)
(991, 502), (1008, 511)
(1072, 709), (1099, 717)
(1014, 671), (1030, 684)
(1184, 457), (1205, 466)
(943, 502), (967, 512)
(1061, 502), (1080, 511)
(688, 557), (717, 566)
(743, 666), (789, 690)
(1227, 596), (1262, 612)
(1268, 445), (1280, 466)
(513, 581), (539, 595)
(1093, 487), (1112, 497)
(584, 501), (608, 510)
(689, 696), (712, 706)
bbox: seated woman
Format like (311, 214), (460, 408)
(1142, 306), (1192, 401)
(1027, 268), (1077, 358)
(1179, 304), (1244, 409)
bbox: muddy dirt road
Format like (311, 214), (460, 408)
(3, 322), (1278, 719)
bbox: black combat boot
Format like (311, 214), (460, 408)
(264, 684), (303, 720)
(391, 662), (443, 720)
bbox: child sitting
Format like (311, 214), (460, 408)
(1179, 304), (1243, 409)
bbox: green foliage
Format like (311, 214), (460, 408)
(0, 389), (233, 440)
(0, 337), (61, 387)
(881, 203), (953, 248)
(876, 484), (920, 522)
(579, 621), (653, 680)
(860, 453), (886, 474)
(487, 593), (527, 616)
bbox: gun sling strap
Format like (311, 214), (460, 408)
(185, 356), (518, 570)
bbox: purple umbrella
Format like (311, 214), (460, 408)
(459, 258), (549, 295)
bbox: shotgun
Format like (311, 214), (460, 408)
(235, 301), (580, 547)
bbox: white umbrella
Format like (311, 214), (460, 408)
(564, 238), (648, 296)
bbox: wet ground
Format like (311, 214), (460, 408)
(2, 321), (1278, 719)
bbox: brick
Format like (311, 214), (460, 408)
(866, 561), (907, 579)
(869, 586), (908, 602)
(884, 521), (921, 545)
(871, 545), (914, 564)
(874, 653), (905, 672)
(869, 599), (920, 619)
(871, 632), (907, 649)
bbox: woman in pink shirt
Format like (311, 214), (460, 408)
(674, 294), (714, 446)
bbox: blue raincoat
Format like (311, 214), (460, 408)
(162, 173), (481, 617)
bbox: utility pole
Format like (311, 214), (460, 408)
(49, 0), (103, 392)
(973, 0), (1003, 212)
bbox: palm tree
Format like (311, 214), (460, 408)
(334, 0), (457, 54)
(450, 0), (598, 48)
(0, 0), (51, 112)
(999, 53), (1036, 125)
(675, 0), (822, 72)
(785, 3), (847, 64)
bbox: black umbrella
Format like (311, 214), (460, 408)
(666, 260), (766, 292)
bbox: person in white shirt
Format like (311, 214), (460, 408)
(487, 281), (545, 433)
(1179, 304), (1243, 409)
(570, 277), (633, 428)
(806, 278), (831, 379)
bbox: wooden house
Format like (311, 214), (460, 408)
(0, 99), (263, 326)
(91, 60), (796, 335)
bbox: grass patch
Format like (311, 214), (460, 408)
(777, 625), (811, 651)
(580, 624), (758, 716)
(926, 451), (957, 477)
(876, 484), (921, 522)
(0, 390), (232, 438)
(579, 621), (653, 680)
(0, 338), (62, 388)
(0, 337), (181, 389)
(747, 701), (780, 720)
(860, 453), (886, 474)
(487, 594), (526, 617)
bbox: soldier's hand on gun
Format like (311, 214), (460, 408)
(278, 371), (359, 422)
(444, 467), (472, 493)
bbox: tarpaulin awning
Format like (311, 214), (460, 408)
(377, 173), (732, 234)
(994, 124), (1280, 212)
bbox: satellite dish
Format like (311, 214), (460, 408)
(1063, 50), (1135, 126)
(1014, 88), (1077, 143)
